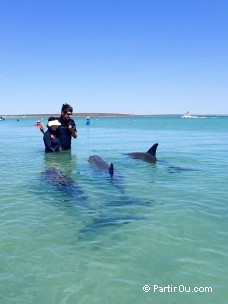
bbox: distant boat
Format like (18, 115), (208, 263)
(181, 111), (198, 118)
(0, 116), (5, 121)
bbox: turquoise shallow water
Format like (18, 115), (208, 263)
(0, 116), (228, 304)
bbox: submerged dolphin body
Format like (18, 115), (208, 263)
(42, 167), (87, 202)
(157, 160), (200, 173)
(78, 214), (146, 234)
(43, 167), (75, 187)
(42, 168), (147, 233)
(126, 143), (158, 163)
(106, 196), (154, 207)
(88, 155), (114, 177)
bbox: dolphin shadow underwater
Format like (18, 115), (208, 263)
(126, 143), (199, 173)
(42, 167), (148, 234)
(78, 213), (146, 234)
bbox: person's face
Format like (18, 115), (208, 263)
(62, 111), (72, 121)
(50, 125), (59, 131)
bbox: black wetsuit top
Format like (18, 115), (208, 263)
(56, 117), (77, 150)
(43, 129), (60, 152)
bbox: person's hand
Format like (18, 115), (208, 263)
(68, 125), (77, 138)
(40, 123), (45, 134)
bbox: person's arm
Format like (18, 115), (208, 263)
(40, 123), (45, 134)
(43, 133), (55, 152)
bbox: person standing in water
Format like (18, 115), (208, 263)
(43, 117), (61, 152)
(40, 103), (77, 150)
(86, 116), (90, 125)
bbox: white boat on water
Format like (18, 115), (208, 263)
(181, 111), (198, 118)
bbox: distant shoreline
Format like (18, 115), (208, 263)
(1, 113), (228, 118)
(2, 113), (139, 118)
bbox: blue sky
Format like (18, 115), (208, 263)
(0, 0), (227, 115)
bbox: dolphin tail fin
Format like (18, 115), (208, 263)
(147, 143), (158, 156)
(109, 163), (114, 177)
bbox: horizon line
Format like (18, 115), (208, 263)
(1, 112), (228, 118)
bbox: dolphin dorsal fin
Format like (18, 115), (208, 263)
(109, 163), (114, 177)
(147, 143), (158, 156)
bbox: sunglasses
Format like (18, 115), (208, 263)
(65, 112), (72, 116)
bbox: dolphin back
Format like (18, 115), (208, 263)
(43, 167), (74, 187)
(42, 167), (89, 203)
(89, 155), (114, 177)
(126, 142), (158, 163)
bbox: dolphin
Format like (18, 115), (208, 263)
(106, 196), (154, 207)
(126, 144), (198, 172)
(42, 167), (88, 202)
(88, 155), (114, 177)
(126, 143), (158, 163)
(43, 167), (75, 187)
(42, 168), (148, 234)
(157, 160), (200, 173)
(78, 214), (146, 233)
